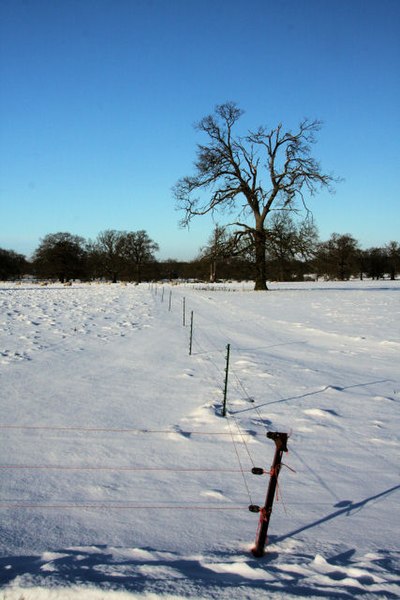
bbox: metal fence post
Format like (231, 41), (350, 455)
(222, 343), (230, 416)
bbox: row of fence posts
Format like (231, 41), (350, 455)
(151, 283), (290, 557)
(183, 295), (230, 416)
(150, 285), (231, 418)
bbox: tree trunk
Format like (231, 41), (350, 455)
(210, 260), (216, 283)
(136, 263), (142, 283)
(254, 229), (268, 291)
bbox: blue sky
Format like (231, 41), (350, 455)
(1, 0), (399, 260)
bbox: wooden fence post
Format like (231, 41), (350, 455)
(250, 431), (288, 557)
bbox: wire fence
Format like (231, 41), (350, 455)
(0, 284), (288, 531)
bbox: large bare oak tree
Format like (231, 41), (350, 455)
(174, 102), (337, 290)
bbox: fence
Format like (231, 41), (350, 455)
(1, 283), (293, 555)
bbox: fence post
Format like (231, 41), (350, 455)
(250, 431), (288, 557)
(222, 343), (230, 417)
(168, 290), (172, 312)
(161, 287), (165, 302)
(182, 297), (186, 326)
(189, 311), (194, 355)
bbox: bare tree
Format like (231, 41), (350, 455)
(174, 102), (337, 290)
(91, 230), (126, 283)
(33, 232), (87, 282)
(88, 230), (159, 282)
(0, 248), (29, 280)
(122, 230), (159, 282)
(265, 213), (318, 281)
(385, 241), (400, 280)
(315, 233), (360, 280)
(199, 224), (230, 282)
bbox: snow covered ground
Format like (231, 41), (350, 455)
(0, 280), (399, 599)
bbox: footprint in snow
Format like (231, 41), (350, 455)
(201, 489), (227, 500)
(303, 408), (340, 418)
(178, 369), (194, 378)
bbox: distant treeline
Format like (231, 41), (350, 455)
(0, 229), (399, 283)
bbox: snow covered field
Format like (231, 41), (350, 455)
(0, 280), (399, 599)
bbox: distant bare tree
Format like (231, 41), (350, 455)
(174, 102), (337, 290)
(122, 230), (159, 282)
(91, 230), (126, 283)
(265, 213), (318, 281)
(315, 233), (360, 280)
(0, 248), (29, 280)
(385, 241), (400, 280)
(199, 224), (230, 282)
(362, 247), (386, 280)
(33, 232), (87, 282)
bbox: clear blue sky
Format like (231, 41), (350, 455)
(1, 0), (399, 260)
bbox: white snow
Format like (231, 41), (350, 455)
(0, 280), (399, 598)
